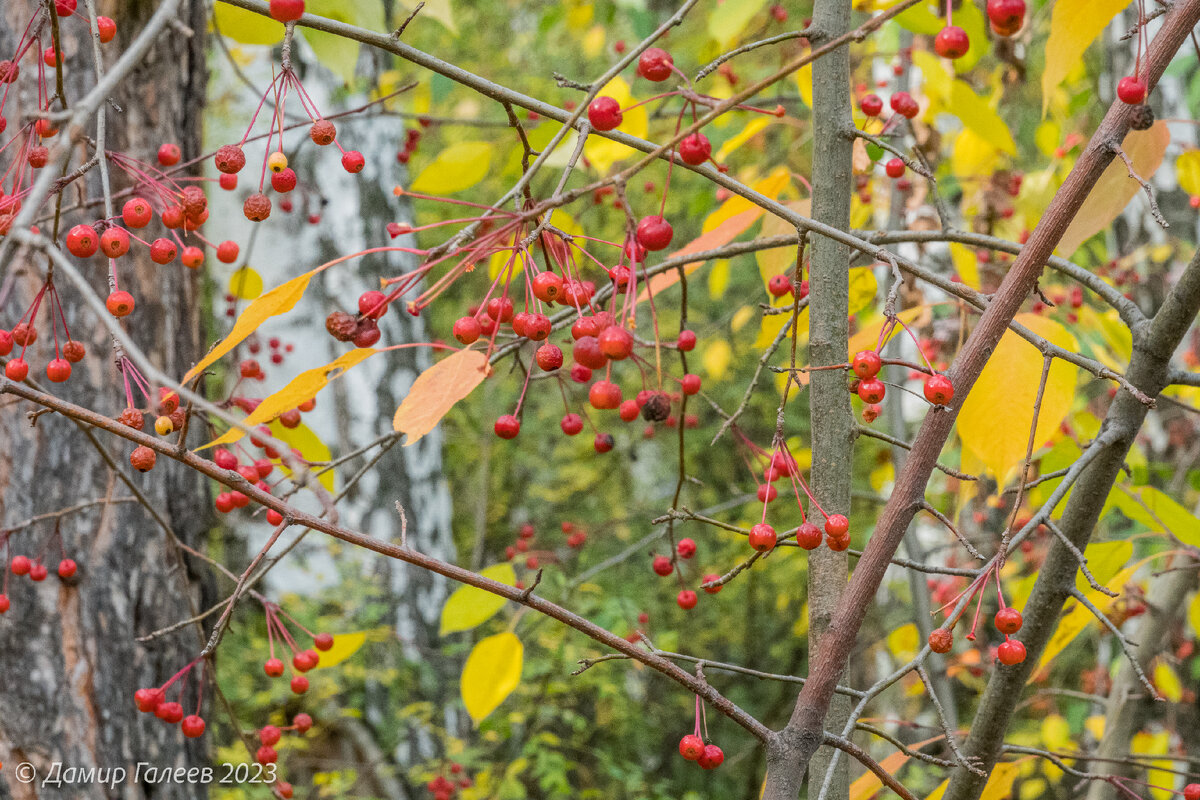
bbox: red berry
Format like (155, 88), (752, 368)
(290, 675), (309, 694)
(271, 167), (298, 193)
(986, 0), (1025, 29)
(677, 589), (698, 610)
(157, 143), (181, 166)
(96, 16), (116, 42)
(122, 197), (153, 228)
(1117, 76), (1148, 105)
(851, 350), (882, 379)
(573, 336), (608, 369)
(256, 745), (279, 765)
(216, 240), (239, 264)
(156, 702), (184, 724)
(130, 445), (156, 472)
(263, 658), (285, 677)
(11, 555), (31, 575)
(54, 0), (77, 16)
(638, 47), (674, 81)
(885, 158), (905, 179)
(293, 649), (319, 672)
(181, 246), (204, 269)
(636, 215), (674, 251)
(652, 555), (673, 576)
(29, 562), (48, 582)
(994, 607), (1023, 634)
(676, 330), (697, 351)
(680, 374), (701, 395)
(676, 538), (696, 559)
(702, 574), (722, 594)
(749, 523), (777, 552)
(66, 224), (99, 257)
(587, 96), (623, 131)
(929, 628), (953, 653)
(181, 715), (206, 738)
(293, 712), (313, 732)
(453, 316), (482, 344)
(358, 290), (388, 319)
(797, 522), (822, 550)
(106, 289), (136, 317)
(0, 594), (8, 613)
(531, 271), (564, 303)
(269, 0), (305, 22)
(598, 325), (633, 360)
(536, 343), (563, 371)
(860, 93), (883, 116)
(857, 378), (885, 404)
(679, 133), (711, 165)
(924, 374), (954, 405)
(698, 744), (725, 769)
(214, 144), (246, 174)
(342, 150), (365, 173)
(5, 358), (29, 381)
(767, 274), (792, 297)
(589, 380), (622, 410)
(757, 484), (778, 503)
(494, 414), (520, 439)
(679, 734), (705, 761)
(824, 514), (849, 537)
(100, 226), (130, 258)
(560, 413), (584, 435)
(0, 330), (11, 356)
(1184, 785), (1200, 800)
(933, 26), (970, 59)
(997, 639), (1026, 665)
(135, 687), (164, 712)
(150, 238), (177, 264)
(890, 91), (919, 118)
(46, 358), (71, 383)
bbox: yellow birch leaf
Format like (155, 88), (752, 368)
(1057, 122), (1169, 257)
(212, 4), (284, 45)
(270, 420), (336, 493)
(754, 306), (797, 349)
(411, 141), (494, 195)
(715, 117), (773, 162)
(950, 243), (981, 289)
(1041, 714), (1072, 751)
(1178, 150), (1200, 196)
(887, 623), (919, 661)
(184, 265), (326, 383)
(227, 267), (264, 300)
(1189, 592), (1200, 637)
(202, 348), (377, 449)
(461, 632), (523, 724)
(707, 0), (769, 47)
(1153, 660), (1183, 702)
(848, 267), (878, 314)
(795, 62), (813, 108)
(311, 631), (367, 669)
(702, 339), (733, 380)
(958, 314), (1079, 482)
(439, 564), (517, 635)
(393, 350), (491, 445)
(1042, 0), (1134, 116)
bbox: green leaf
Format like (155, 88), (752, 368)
(707, 0), (769, 47)
(301, 0), (386, 84)
(439, 564), (517, 635)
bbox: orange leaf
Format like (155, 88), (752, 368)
(393, 349), (491, 445)
(849, 734), (948, 800)
(1057, 122), (1169, 257)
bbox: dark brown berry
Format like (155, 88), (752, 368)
(1129, 104), (1154, 131)
(325, 311), (358, 342)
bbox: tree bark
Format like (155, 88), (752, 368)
(0, 2), (211, 799)
(804, 2), (855, 799)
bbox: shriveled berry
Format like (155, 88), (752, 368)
(310, 119), (336, 145)
(214, 144), (246, 174)
(535, 343), (563, 371)
(325, 311), (358, 342)
(130, 446), (156, 472)
(243, 193), (272, 222)
(928, 628), (954, 653)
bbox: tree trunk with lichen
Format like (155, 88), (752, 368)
(0, 3), (211, 798)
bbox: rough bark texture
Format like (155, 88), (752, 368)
(0, 2), (211, 799)
(803, 2), (855, 799)
(942, 248), (1200, 800)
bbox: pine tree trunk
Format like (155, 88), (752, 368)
(0, 3), (211, 799)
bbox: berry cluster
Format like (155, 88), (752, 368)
(425, 763), (474, 800)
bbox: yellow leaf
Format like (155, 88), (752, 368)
(950, 128), (1002, 182)
(203, 348), (377, 449)
(184, 265), (325, 383)
(958, 314), (1079, 483)
(461, 632), (523, 724)
(756, 201), (810, 290)
(227, 266), (264, 300)
(212, 3), (284, 45)
(1189, 592), (1200, 637)
(1041, 714), (1072, 751)
(393, 350), (491, 445)
(795, 62), (813, 108)
(1153, 660), (1183, 702)
(707, 0), (769, 47)
(847, 306), (928, 361)
(715, 117), (774, 162)
(887, 623), (919, 662)
(950, 243), (981, 289)
(312, 631), (367, 669)
(709, 259), (731, 299)
(1108, 484), (1200, 546)
(980, 763), (1022, 800)
(395, 0), (456, 33)
(869, 459), (894, 491)
(1084, 715), (1106, 740)
(439, 564), (517, 635)
(1179, 150), (1200, 196)
(913, 51), (1014, 154)
(584, 77), (646, 172)
(702, 339), (733, 380)
(411, 141), (494, 195)
(1042, 0), (1134, 116)
(731, 305), (756, 333)
(637, 208), (763, 300)
(1058, 123), (1170, 257)
(754, 307), (797, 349)
(270, 420), (336, 493)
(705, 167), (792, 231)
(848, 267), (877, 314)
(1133, 731), (1174, 800)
